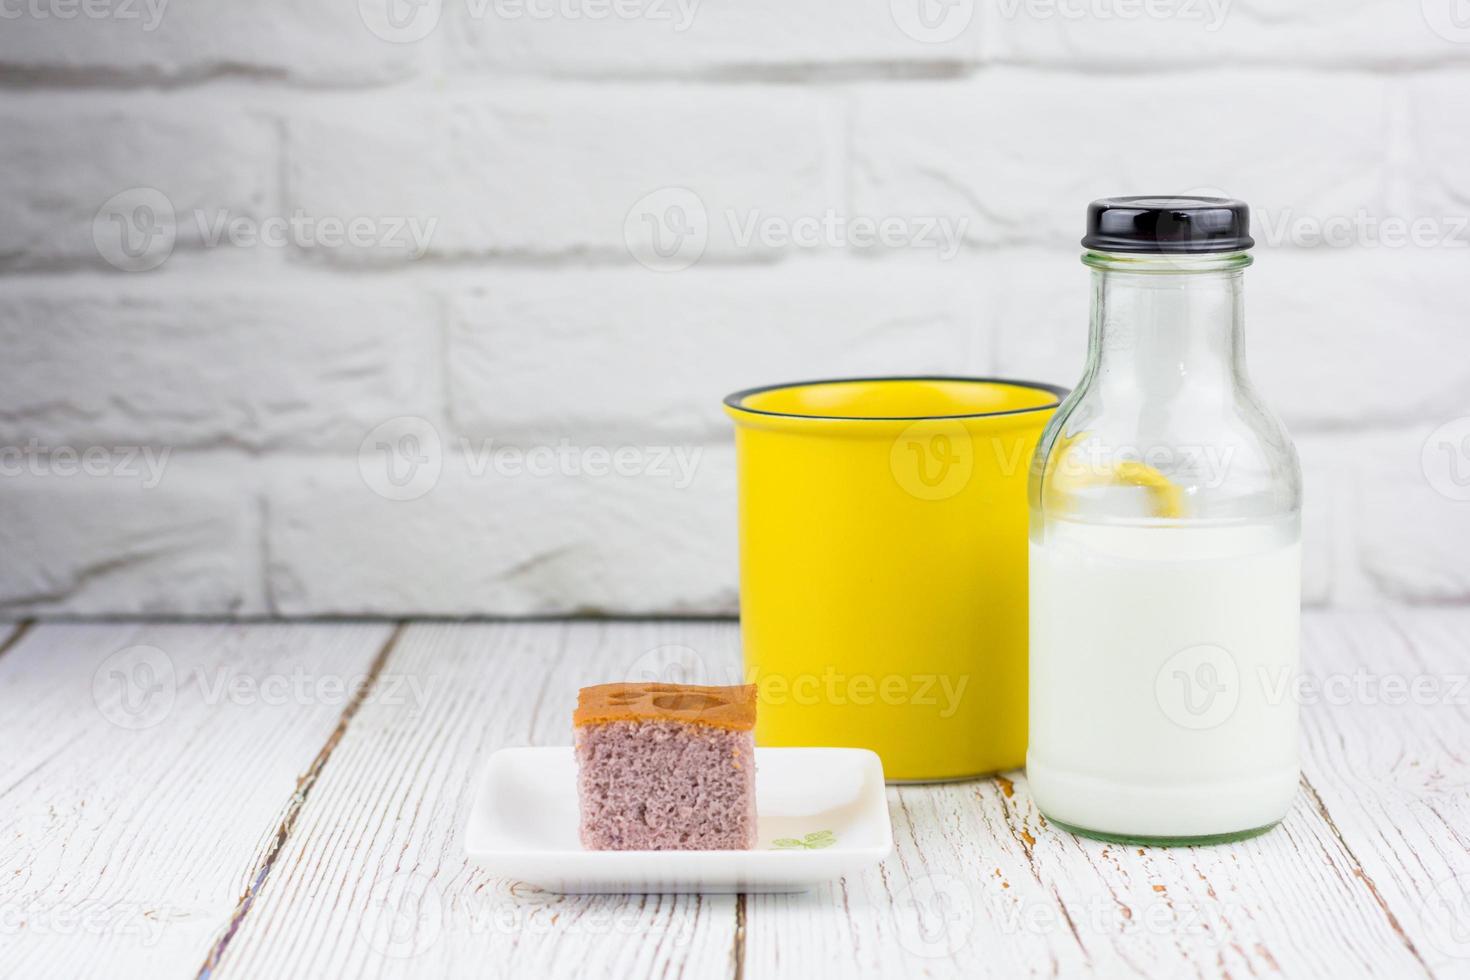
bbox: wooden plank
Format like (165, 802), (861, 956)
(0, 621), (393, 980)
(742, 609), (1434, 978)
(1297, 610), (1470, 977)
(744, 781), (1429, 977)
(12, 614), (1453, 979)
(211, 621), (743, 980)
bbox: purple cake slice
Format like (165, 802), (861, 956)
(574, 682), (758, 851)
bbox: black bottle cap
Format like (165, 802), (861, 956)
(1082, 196), (1254, 254)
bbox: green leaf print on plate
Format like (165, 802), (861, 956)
(772, 830), (836, 850)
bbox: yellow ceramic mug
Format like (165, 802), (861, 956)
(724, 376), (1065, 781)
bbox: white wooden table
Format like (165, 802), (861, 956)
(3, 613), (1468, 979)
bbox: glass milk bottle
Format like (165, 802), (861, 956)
(1027, 197), (1302, 845)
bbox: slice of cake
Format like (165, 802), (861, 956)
(574, 682), (758, 850)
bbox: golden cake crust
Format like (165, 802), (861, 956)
(574, 682), (757, 731)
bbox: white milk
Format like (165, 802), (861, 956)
(1028, 519), (1302, 839)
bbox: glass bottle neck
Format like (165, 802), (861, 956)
(1083, 251), (1251, 399)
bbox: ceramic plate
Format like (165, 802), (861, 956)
(465, 746), (892, 893)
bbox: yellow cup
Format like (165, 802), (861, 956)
(723, 376), (1065, 781)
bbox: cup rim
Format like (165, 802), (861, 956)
(723, 375), (1068, 422)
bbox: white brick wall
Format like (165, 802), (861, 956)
(0, 280), (441, 449)
(0, 463), (260, 615)
(2, 2), (1468, 616)
(447, 0), (983, 75)
(853, 71), (1393, 248)
(0, 5), (423, 84)
(447, 265), (983, 443)
(285, 88), (842, 261)
(267, 448), (735, 616)
(1, 97), (274, 266)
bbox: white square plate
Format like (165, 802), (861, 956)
(465, 746), (892, 893)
